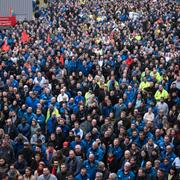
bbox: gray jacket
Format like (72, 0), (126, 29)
(37, 174), (57, 180)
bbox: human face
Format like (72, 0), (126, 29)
(18, 155), (24, 163)
(39, 164), (44, 170)
(113, 139), (119, 146)
(81, 168), (87, 176)
(138, 169), (145, 177)
(25, 168), (31, 176)
(89, 154), (94, 162)
(69, 151), (75, 159)
(139, 133), (144, 139)
(148, 139), (153, 146)
(124, 163), (130, 172)
(53, 161), (59, 167)
(157, 170), (164, 178)
(141, 151), (146, 158)
(61, 165), (67, 172)
(96, 173), (102, 180)
(124, 151), (130, 159)
(43, 168), (50, 176)
(0, 158), (5, 166)
(146, 162), (151, 170)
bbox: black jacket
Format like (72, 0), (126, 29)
(0, 145), (15, 164)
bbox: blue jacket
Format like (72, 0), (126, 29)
(47, 117), (57, 134)
(162, 152), (176, 164)
(121, 54), (128, 61)
(130, 79), (139, 87)
(154, 115), (163, 129)
(152, 106), (158, 116)
(75, 173), (90, 180)
(32, 64), (41, 73)
(60, 107), (66, 114)
(14, 160), (27, 174)
(32, 84), (42, 93)
(172, 96), (180, 106)
(159, 142), (174, 155)
(113, 103), (127, 120)
(35, 114), (45, 126)
(154, 136), (164, 146)
(32, 144), (47, 164)
(134, 138), (147, 149)
(87, 61), (93, 70)
(50, 102), (60, 110)
(116, 169), (135, 180)
(23, 52), (30, 60)
(127, 128), (139, 137)
(87, 147), (104, 161)
(73, 105), (79, 114)
(123, 96), (130, 107)
(7, 38), (14, 47)
(13, 142), (24, 157)
(17, 123), (31, 138)
(76, 59), (82, 72)
(108, 146), (123, 161)
(81, 139), (93, 154)
(70, 141), (85, 151)
(108, 59), (115, 68)
(25, 96), (39, 111)
(136, 120), (145, 131)
(74, 96), (85, 105)
(102, 105), (113, 117)
(81, 65), (89, 76)
(17, 109), (26, 120)
(23, 112), (36, 124)
(125, 89), (136, 103)
(67, 102), (76, 111)
(131, 135), (139, 143)
(146, 167), (156, 180)
(39, 93), (52, 108)
(68, 60), (77, 72)
(160, 162), (171, 173)
(10, 79), (19, 88)
(144, 131), (154, 140)
(58, 124), (70, 137)
(83, 160), (99, 180)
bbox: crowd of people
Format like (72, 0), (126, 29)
(0, 0), (180, 179)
